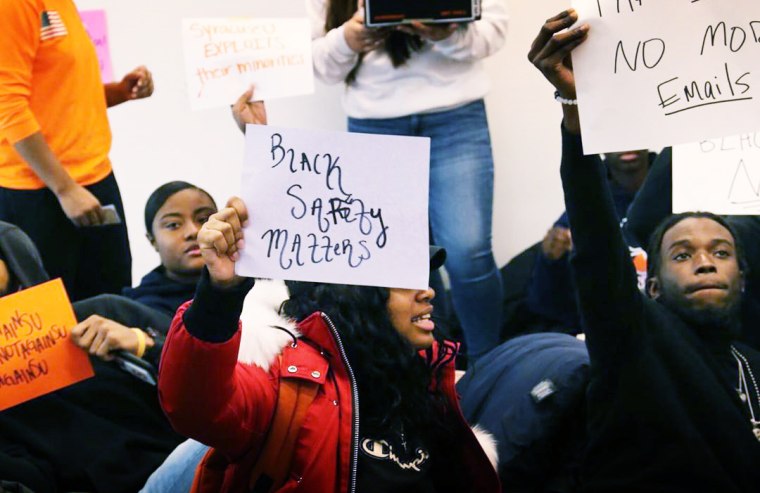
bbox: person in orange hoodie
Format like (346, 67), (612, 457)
(0, 0), (154, 300)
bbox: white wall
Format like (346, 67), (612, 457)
(74, 0), (568, 283)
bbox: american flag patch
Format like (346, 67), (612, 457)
(40, 11), (67, 41)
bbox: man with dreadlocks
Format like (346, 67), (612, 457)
(528, 9), (760, 493)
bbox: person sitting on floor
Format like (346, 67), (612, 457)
(524, 149), (654, 335)
(529, 10), (760, 491)
(156, 193), (500, 492)
(71, 181), (217, 365)
(622, 148), (760, 351)
(0, 181), (217, 493)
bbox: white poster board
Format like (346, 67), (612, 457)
(237, 125), (432, 289)
(571, 0), (760, 155)
(182, 18), (314, 111)
(673, 133), (760, 215)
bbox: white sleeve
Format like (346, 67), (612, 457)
(430, 0), (509, 61)
(307, 0), (359, 85)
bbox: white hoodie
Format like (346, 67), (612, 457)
(308, 0), (509, 119)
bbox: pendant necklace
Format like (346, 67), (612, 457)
(730, 345), (760, 442)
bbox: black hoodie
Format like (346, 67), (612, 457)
(561, 126), (760, 493)
(121, 266), (198, 317)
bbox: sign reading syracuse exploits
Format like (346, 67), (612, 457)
(571, 0), (760, 154)
(0, 279), (93, 411)
(237, 125), (431, 290)
(182, 17), (314, 111)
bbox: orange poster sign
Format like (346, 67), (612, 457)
(0, 279), (93, 411)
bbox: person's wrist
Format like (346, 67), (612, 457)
(120, 80), (133, 101)
(562, 112), (582, 136)
(52, 178), (80, 197)
(341, 23), (363, 53)
(130, 328), (147, 358)
(554, 91), (578, 105)
(209, 275), (245, 291)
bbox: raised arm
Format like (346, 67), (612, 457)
(158, 198), (276, 457)
(529, 10), (644, 360)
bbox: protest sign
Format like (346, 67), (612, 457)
(79, 9), (114, 83)
(0, 279), (93, 411)
(571, 0), (760, 154)
(237, 125), (431, 289)
(182, 18), (314, 111)
(673, 132), (760, 214)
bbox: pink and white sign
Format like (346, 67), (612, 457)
(79, 10), (115, 83)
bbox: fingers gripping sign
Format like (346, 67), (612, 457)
(528, 9), (589, 133)
(232, 86), (268, 134)
(199, 197), (250, 289)
(528, 10), (590, 97)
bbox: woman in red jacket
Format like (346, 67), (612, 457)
(157, 196), (499, 492)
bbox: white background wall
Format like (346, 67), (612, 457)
(74, 0), (569, 284)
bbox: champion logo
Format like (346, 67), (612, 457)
(40, 11), (68, 41)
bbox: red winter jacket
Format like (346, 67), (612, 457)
(159, 305), (500, 493)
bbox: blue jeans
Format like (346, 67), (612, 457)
(140, 439), (209, 493)
(348, 100), (503, 359)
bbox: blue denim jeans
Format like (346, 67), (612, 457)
(140, 439), (209, 493)
(348, 99), (503, 359)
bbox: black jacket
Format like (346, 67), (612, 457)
(561, 127), (760, 493)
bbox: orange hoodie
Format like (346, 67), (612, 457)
(0, 0), (112, 190)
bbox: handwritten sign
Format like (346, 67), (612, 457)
(182, 18), (314, 111)
(0, 279), (93, 411)
(79, 10), (114, 83)
(673, 132), (760, 214)
(571, 0), (760, 154)
(237, 125), (431, 289)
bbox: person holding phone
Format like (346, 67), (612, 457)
(307, 0), (508, 363)
(0, 0), (154, 301)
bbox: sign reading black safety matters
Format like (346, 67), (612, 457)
(238, 125), (431, 289)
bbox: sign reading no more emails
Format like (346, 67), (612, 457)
(237, 126), (431, 290)
(182, 18), (314, 111)
(571, 0), (760, 154)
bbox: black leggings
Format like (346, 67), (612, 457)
(0, 173), (132, 301)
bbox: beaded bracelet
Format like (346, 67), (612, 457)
(554, 91), (578, 106)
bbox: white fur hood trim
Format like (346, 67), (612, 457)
(237, 279), (296, 370)
(471, 424), (499, 472)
